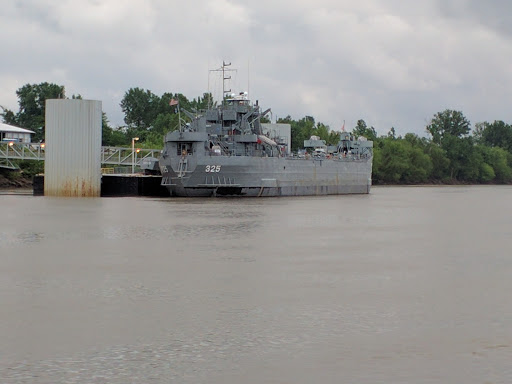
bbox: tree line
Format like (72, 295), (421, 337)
(2, 82), (512, 184)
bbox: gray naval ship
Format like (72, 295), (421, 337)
(159, 67), (373, 197)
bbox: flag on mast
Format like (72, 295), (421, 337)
(341, 120), (345, 132)
(169, 98), (182, 131)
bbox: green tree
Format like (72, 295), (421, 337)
(327, 130), (341, 145)
(0, 107), (16, 124)
(426, 110), (477, 181)
(120, 89), (195, 144)
(153, 113), (179, 136)
(120, 88), (161, 131)
(371, 145), (383, 182)
(425, 143), (450, 180)
(1, 82), (65, 141)
(141, 131), (165, 149)
(279, 115), (316, 152)
(373, 138), (432, 184)
(102, 113), (129, 146)
(477, 145), (512, 183)
(376, 139), (409, 183)
(426, 109), (470, 144)
(474, 120), (512, 152)
(313, 123), (330, 142)
(404, 133), (428, 149)
(402, 145), (433, 183)
(441, 135), (479, 181)
(353, 119), (377, 141)
(190, 92), (214, 111)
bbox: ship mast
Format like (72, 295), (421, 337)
(222, 61), (231, 105)
(209, 62), (236, 107)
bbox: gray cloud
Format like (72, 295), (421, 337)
(2, 0), (512, 137)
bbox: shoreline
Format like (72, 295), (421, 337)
(1, 179), (510, 193)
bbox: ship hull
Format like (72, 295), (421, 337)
(160, 155), (372, 197)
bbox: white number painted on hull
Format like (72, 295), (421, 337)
(205, 165), (221, 173)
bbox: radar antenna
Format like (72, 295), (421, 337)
(209, 61), (237, 106)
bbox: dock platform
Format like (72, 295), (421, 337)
(33, 175), (170, 197)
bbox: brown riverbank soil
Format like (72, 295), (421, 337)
(0, 174), (33, 189)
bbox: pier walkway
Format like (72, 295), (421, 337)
(0, 142), (161, 170)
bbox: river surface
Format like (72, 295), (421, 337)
(1, 186), (511, 383)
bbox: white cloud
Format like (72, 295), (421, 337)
(2, 0), (512, 137)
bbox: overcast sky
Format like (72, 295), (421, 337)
(2, 0), (512, 136)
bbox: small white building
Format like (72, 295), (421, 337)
(0, 122), (35, 143)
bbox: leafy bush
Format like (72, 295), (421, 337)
(18, 160), (44, 178)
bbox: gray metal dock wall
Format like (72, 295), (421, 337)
(44, 99), (102, 197)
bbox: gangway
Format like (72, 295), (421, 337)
(101, 146), (161, 166)
(0, 142), (161, 170)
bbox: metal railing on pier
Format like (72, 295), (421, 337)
(0, 142), (46, 169)
(101, 146), (161, 166)
(0, 142), (162, 170)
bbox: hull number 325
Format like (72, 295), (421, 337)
(205, 165), (221, 173)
